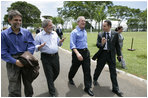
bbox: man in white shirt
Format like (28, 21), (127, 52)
(35, 19), (65, 97)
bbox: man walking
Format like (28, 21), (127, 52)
(68, 16), (94, 96)
(56, 26), (63, 39)
(1, 10), (35, 97)
(93, 20), (123, 97)
(35, 19), (65, 97)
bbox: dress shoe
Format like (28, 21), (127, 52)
(50, 94), (56, 97)
(112, 90), (123, 97)
(122, 66), (127, 69)
(84, 88), (94, 96)
(93, 80), (99, 86)
(69, 79), (75, 85)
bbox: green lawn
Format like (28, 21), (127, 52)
(61, 32), (147, 79)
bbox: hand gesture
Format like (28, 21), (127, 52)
(38, 42), (46, 50)
(101, 37), (107, 45)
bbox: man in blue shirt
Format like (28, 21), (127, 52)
(68, 16), (94, 96)
(35, 19), (65, 97)
(1, 10), (35, 97)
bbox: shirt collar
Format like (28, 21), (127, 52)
(8, 27), (23, 35)
(76, 26), (85, 32)
(108, 30), (111, 34)
(105, 30), (111, 34)
(42, 30), (54, 35)
(107, 30), (111, 34)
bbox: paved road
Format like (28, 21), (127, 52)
(1, 48), (147, 97)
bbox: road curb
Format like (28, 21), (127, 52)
(59, 47), (147, 85)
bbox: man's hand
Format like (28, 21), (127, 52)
(16, 60), (24, 67)
(76, 53), (83, 61)
(38, 42), (46, 50)
(101, 37), (107, 45)
(118, 56), (122, 58)
(60, 37), (66, 43)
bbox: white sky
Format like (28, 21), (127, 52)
(1, 0), (147, 21)
(0, 0), (147, 29)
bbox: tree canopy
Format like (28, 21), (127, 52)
(4, 1), (41, 28)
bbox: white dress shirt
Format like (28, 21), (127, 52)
(103, 30), (111, 50)
(35, 30), (61, 54)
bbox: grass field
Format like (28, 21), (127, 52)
(61, 32), (147, 79)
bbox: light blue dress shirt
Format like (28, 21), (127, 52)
(35, 30), (61, 54)
(70, 26), (88, 50)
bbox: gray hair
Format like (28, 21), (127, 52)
(42, 19), (52, 28)
(77, 16), (85, 22)
(8, 10), (22, 20)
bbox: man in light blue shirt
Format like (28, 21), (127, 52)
(35, 19), (65, 97)
(68, 16), (94, 96)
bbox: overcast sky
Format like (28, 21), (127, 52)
(1, 0), (147, 22)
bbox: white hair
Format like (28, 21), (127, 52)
(42, 19), (52, 28)
(77, 16), (85, 22)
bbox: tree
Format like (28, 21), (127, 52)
(94, 2), (113, 32)
(108, 5), (131, 26)
(127, 8), (147, 32)
(58, 1), (113, 32)
(139, 9), (147, 31)
(4, 1), (41, 28)
(127, 18), (139, 31)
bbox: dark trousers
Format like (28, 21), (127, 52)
(6, 62), (33, 97)
(93, 50), (119, 91)
(68, 49), (92, 89)
(41, 53), (60, 95)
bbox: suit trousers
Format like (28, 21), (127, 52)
(6, 62), (33, 97)
(68, 49), (92, 89)
(93, 50), (119, 91)
(41, 53), (60, 95)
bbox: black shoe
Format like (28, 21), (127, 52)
(112, 90), (123, 97)
(93, 80), (99, 86)
(50, 94), (56, 97)
(122, 66), (127, 69)
(84, 88), (94, 96)
(69, 79), (75, 85)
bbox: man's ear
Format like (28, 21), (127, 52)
(8, 19), (11, 24)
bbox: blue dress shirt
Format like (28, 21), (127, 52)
(35, 30), (61, 54)
(70, 26), (88, 50)
(1, 27), (35, 64)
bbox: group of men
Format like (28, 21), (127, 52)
(2, 10), (123, 97)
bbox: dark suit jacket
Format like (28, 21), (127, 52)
(92, 31), (121, 62)
(56, 28), (63, 36)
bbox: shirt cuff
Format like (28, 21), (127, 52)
(35, 45), (40, 52)
(11, 58), (17, 64)
(70, 46), (76, 50)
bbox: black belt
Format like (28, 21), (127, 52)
(103, 50), (110, 52)
(77, 48), (88, 51)
(41, 52), (58, 56)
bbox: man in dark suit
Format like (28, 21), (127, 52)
(56, 26), (63, 39)
(93, 20), (123, 97)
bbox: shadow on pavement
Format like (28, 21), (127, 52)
(35, 88), (59, 97)
(92, 84), (115, 97)
(35, 92), (49, 97)
(66, 82), (85, 97)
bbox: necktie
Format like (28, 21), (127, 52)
(106, 33), (110, 50)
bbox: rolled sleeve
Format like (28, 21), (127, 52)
(57, 37), (62, 46)
(1, 33), (16, 64)
(70, 31), (76, 49)
(34, 34), (41, 52)
(27, 31), (35, 54)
